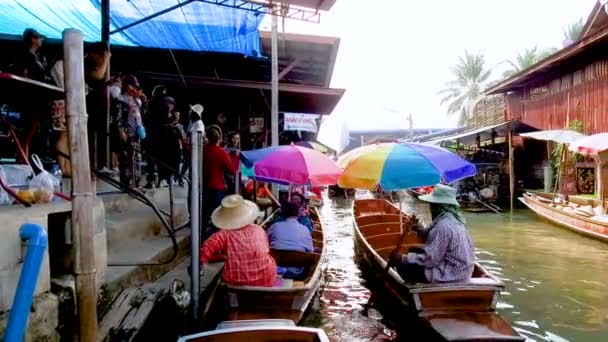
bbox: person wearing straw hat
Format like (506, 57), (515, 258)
(390, 184), (475, 284)
(200, 195), (277, 286)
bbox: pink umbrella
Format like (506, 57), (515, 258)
(240, 144), (342, 186)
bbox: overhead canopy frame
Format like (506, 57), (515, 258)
(109, 0), (324, 37)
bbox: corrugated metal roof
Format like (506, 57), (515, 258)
(427, 120), (536, 145)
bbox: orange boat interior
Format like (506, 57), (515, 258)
(353, 199), (495, 280)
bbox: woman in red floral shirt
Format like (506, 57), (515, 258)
(200, 195), (277, 286)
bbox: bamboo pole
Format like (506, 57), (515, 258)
(508, 130), (514, 211)
(63, 29), (98, 341)
(270, 11), (279, 197)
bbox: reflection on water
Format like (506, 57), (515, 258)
(304, 192), (608, 342)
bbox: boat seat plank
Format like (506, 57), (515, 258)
(366, 233), (422, 250)
(376, 243), (425, 260)
(425, 313), (524, 341)
(359, 222), (403, 237)
(270, 249), (321, 268)
(356, 214), (407, 227)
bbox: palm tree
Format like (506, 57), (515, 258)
(438, 51), (492, 125)
(502, 46), (559, 78)
(563, 18), (584, 42)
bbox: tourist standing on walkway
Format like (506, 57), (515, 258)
(157, 106), (184, 186)
(202, 126), (236, 238)
(200, 195), (276, 286)
(84, 42), (112, 170)
(111, 75), (146, 188)
(390, 184), (475, 284)
(180, 104), (205, 180)
(224, 131), (241, 194)
(144, 85), (173, 188)
(17, 28), (50, 83)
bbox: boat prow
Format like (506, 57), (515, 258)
(178, 319), (329, 342)
(353, 199), (523, 341)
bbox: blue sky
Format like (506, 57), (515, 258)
(262, 0), (597, 150)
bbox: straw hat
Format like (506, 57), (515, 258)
(418, 184), (459, 206)
(211, 195), (259, 230)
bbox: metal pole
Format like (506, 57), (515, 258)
(101, 0), (111, 169)
(63, 29), (98, 341)
(190, 131), (202, 321)
(271, 11), (279, 196)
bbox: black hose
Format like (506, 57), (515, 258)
(53, 149), (181, 266)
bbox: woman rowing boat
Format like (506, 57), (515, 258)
(390, 184), (475, 284)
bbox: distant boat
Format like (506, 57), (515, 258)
(353, 198), (523, 341)
(178, 319), (329, 342)
(520, 191), (608, 242)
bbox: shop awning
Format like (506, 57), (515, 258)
(143, 72), (345, 114)
(0, 0), (264, 55)
(427, 120), (537, 145)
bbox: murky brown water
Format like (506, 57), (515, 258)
(303, 192), (608, 342)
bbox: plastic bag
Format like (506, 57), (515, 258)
(29, 155), (58, 203)
(0, 168), (12, 205)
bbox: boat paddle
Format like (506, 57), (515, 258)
(362, 214), (417, 316)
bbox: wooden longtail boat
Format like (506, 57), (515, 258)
(205, 207), (326, 324)
(179, 319), (329, 342)
(353, 199), (523, 341)
(520, 191), (608, 242)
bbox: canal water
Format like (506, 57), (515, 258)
(302, 193), (608, 342)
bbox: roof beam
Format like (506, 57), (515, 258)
(111, 0), (322, 36)
(278, 58), (302, 80)
(111, 0), (197, 35)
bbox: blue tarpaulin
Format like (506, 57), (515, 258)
(0, 0), (264, 55)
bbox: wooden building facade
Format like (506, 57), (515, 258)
(486, 1), (608, 134)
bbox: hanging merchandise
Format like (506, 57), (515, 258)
(29, 155), (59, 203)
(0, 167), (12, 205)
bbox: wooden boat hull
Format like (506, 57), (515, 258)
(353, 199), (523, 341)
(211, 207), (326, 324)
(520, 192), (608, 242)
(178, 319), (330, 342)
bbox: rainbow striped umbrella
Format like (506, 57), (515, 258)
(338, 142), (476, 191)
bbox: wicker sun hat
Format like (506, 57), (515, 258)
(211, 195), (260, 230)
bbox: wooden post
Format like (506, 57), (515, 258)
(270, 11), (279, 197)
(63, 29), (98, 341)
(597, 150), (608, 212)
(508, 130), (514, 211)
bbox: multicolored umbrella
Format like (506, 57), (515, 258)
(338, 142), (476, 191)
(241, 144), (342, 186)
(294, 140), (334, 154)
